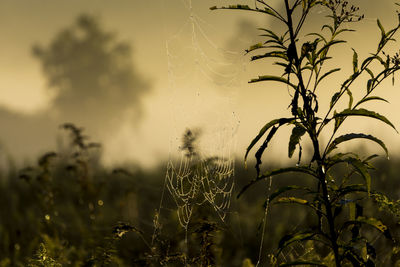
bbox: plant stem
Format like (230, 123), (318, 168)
(284, 1), (341, 265)
(311, 136), (341, 267)
(287, 1), (340, 262)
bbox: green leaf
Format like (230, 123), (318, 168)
(237, 166), (317, 198)
(357, 216), (388, 234)
(326, 133), (388, 158)
(209, 4), (282, 18)
(338, 184), (366, 197)
(244, 118), (294, 166)
(226, 4), (251, 10)
(328, 152), (358, 161)
(333, 28), (355, 38)
(349, 202), (356, 220)
(278, 232), (315, 254)
(268, 185), (308, 203)
(346, 88), (353, 108)
(367, 79), (374, 93)
(364, 154), (380, 162)
(375, 55), (386, 66)
(356, 96), (389, 107)
(365, 68), (375, 79)
(251, 51), (288, 61)
(249, 75), (297, 89)
(351, 52), (360, 71)
(317, 68), (341, 85)
(262, 7), (280, 18)
(307, 32), (327, 44)
(288, 125), (307, 158)
(333, 108), (397, 132)
(377, 19), (385, 37)
(393, 72), (395, 86)
(321, 24), (334, 34)
(301, 0), (307, 11)
(276, 197), (308, 205)
(377, 19), (387, 50)
(326, 154), (371, 194)
(233, 4), (250, 9)
(345, 157), (372, 195)
(246, 42), (263, 53)
(255, 126), (279, 176)
(258, 28), (280, 40)
(316, 40), (346, 57)
(330, 92), (341, 108)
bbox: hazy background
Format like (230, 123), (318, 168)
(0, 0), (399, 169)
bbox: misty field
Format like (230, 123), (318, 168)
(0, 124), (398, 266)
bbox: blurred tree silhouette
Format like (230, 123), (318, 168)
(32, 14), (150, 130)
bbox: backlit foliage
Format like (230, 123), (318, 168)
(212, 0), (400, 266)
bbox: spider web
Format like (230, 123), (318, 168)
(165, 151), (235, 229)
(156, 1), (314, 264)
(156, 0), (244, 234)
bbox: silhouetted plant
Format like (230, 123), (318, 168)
(212, 0), (400, 266)
(28, 243), (61, 267)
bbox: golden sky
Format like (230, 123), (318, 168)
(0, 0), (399, 168)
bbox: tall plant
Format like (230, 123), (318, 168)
(212, 1), (400, 266)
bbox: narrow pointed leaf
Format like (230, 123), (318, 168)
(333, 28), (355, 38)
(210, 4), (251, 11)
(276, 197), (308, 205)
(317, 68), (341, 84)
(356, 217), (392, 239)
(357, 216), (387, 232)
(377, 19), (385, 37)
(330, 92), (341, 108)
(244, 118), (294, 165)
(246, 42), (263, 53)
(345, 157), (372, 195)
(338, 184), (366, 198)
(361, 56), (378, 70)
(356, 96), (388, 107)
(352, 48), (359, 73)
(259, 166), (318, 179)
(333, 108), (397, 132)
(307, 32), (327, 43)
(346, 89), (353, 108)
(210, 5), (281, 18)
(322, 24), (334, 34)
(249, 75), (297, 89)
(316, 40), (346, 56)
(365, 68), (375, 79)
(251, 51), (288, 61)
(268, 185), (308, 203)
(278, 232), (315, 254)
(367, 79), (374, 93)
(257, 28), (279, 40)
(238, 166), (317, 198)
(255, 126), (278, 176)
(326, 133), (388, 157)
